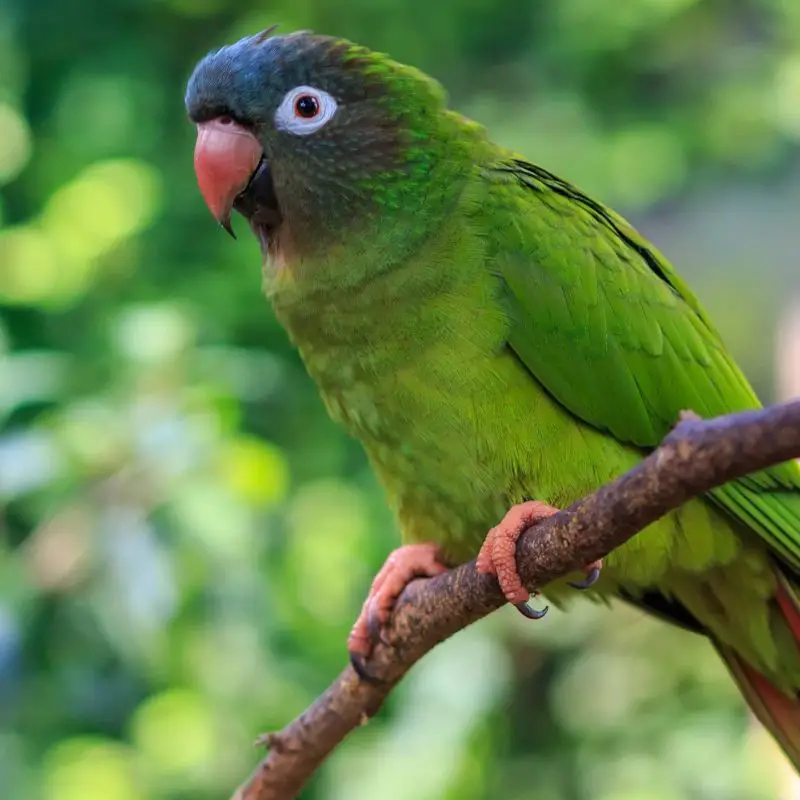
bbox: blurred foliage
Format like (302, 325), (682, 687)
(1, 0), (799, 798)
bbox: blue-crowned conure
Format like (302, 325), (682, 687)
(186, 29), (800, 768)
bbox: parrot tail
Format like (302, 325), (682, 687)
(714, 571), (800, 772)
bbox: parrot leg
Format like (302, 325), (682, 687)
(476, 501), (603, 619)
(348, 542), (449, 678)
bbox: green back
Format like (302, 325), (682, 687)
(483, 157), (800, 569)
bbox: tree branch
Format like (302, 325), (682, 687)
(231, 400), (800, 800)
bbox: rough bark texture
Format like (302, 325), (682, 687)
(231, 400), (800, 800)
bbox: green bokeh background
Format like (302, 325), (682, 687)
(2, 0), (800, 798)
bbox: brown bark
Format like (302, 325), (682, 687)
(231, 399), (800, 800)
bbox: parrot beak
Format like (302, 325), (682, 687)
(193, 118), (264, 237)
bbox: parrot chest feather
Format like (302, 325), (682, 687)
(271, 224), (633, 562)
(270, 223), (535, 554)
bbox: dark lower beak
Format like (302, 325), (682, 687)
(233, 160), (280, 227)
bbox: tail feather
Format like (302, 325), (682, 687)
(715, 642), (800, 771)
(619, 569), (800, 771)
(714, 571), (800, 772)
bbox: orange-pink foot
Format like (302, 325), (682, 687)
(476, 500), (603, 619)
(348, 543), (448, 680)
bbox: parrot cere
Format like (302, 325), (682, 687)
(186, 29), (800, 769)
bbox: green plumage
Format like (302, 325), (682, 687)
(187, 31), (800, 764)
(273, 135), (800, 680)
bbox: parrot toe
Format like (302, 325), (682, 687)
(477, 500), (560, 615)
(347, 542), (449, 680)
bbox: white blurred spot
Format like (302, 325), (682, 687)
(112, 304), (195, 364)
(0, 431), (63, 498)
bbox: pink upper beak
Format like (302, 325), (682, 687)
(193, 118), (263, 234)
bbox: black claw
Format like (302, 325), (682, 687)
(220, 217), (236, 238)
(569, 566), (602, 591)
(349, 651), (382, 685)
(366, 607), (384, 644)
(514, 599), (549, 620)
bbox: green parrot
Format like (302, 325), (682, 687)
(185, 29), (800, 767)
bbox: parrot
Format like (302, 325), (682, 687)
(185, 29), (800, 769)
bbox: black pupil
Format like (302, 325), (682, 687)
(295, 95), (319, 118)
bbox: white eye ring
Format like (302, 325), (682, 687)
(274, 86), (338, 135)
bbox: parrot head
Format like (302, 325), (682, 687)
(185, 29), (458, 259)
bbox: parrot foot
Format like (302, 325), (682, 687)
(568, 559), (603, 590)
(347, 542), (449, 679)
(476, 500), (559, 616)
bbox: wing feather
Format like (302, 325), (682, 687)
(486, 159), (800, 569)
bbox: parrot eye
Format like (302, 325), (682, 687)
(274, 86), (337, 135)
(295, 95), (319, 118)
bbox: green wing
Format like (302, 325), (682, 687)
(487, 158), (800, 569)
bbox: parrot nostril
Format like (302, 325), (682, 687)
(218, 115), (234, 125)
